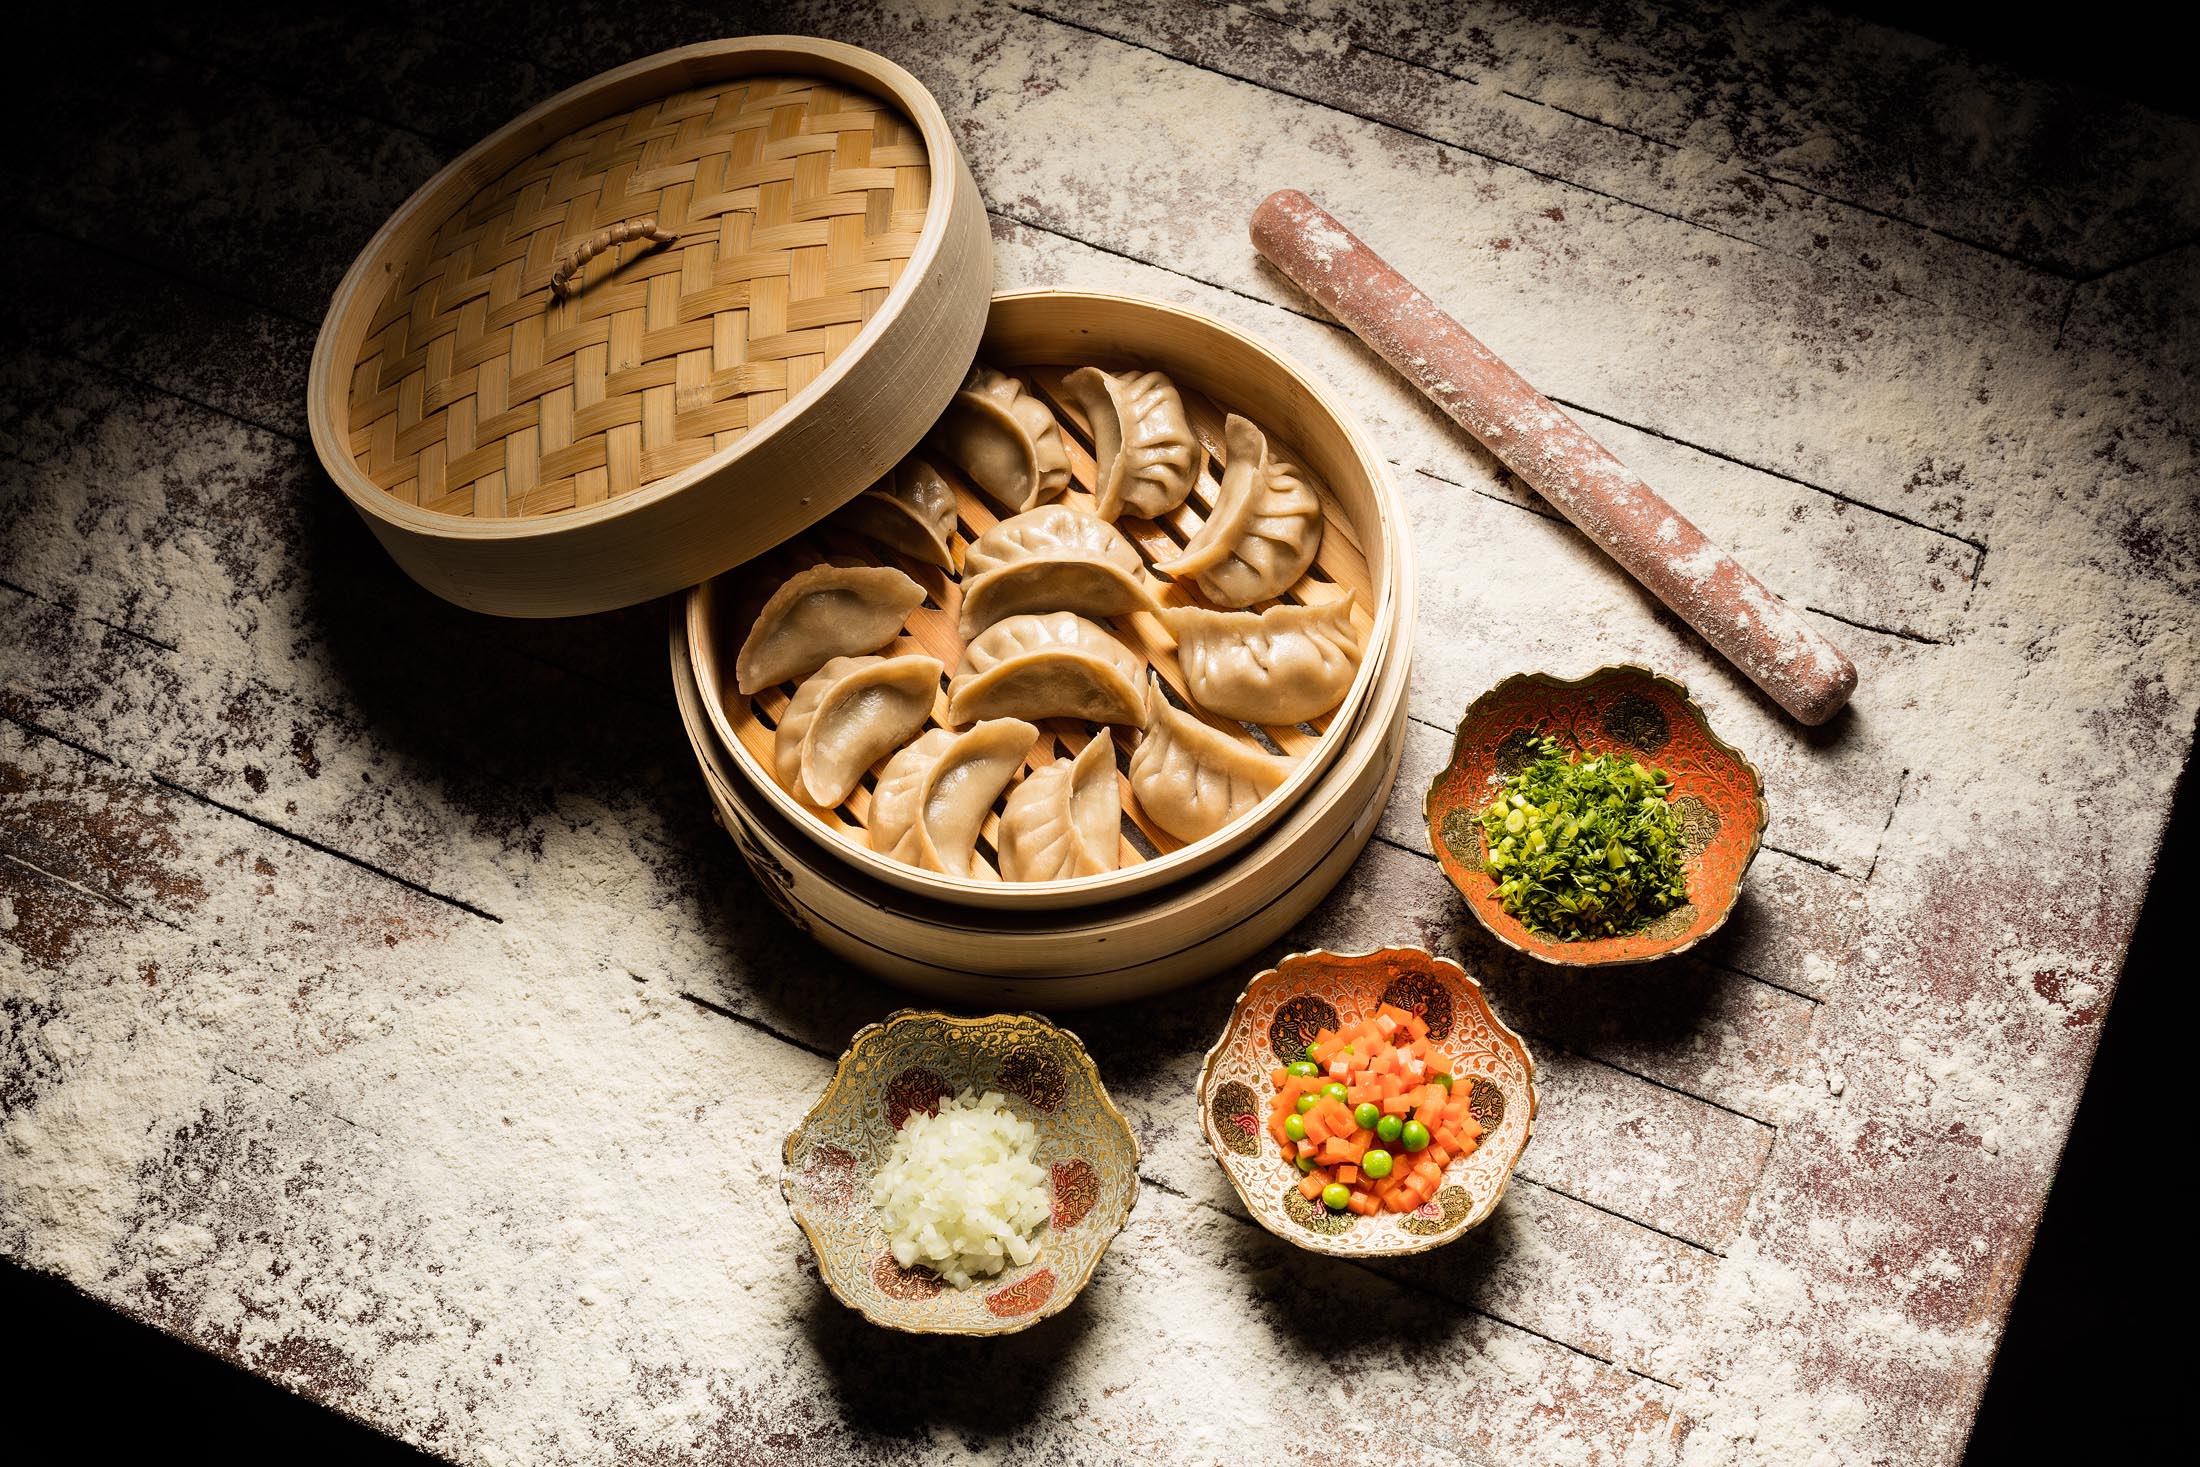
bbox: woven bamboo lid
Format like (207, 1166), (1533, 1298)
(308, 38), (993, 617)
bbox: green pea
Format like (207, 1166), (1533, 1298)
(1321, 1083), (1349, 1105)
(1352, 1102), (1381, 1131)
(1295, 1093), (1319, 1114)
(1320, 1182), (1351, 1211)
(1284, 1114), (1306, 1142)
(1296, 1154), (1315, 1173)
(1432, 1072), (1454, 1090)
(1401, 1120), (1431, 1153)
(1304, 1042), (1320, 1061)
(1375, 1114), (1403, 1144)
(1286, 1061), (1320, 1078)
(1360, 1149), (1394, 1179)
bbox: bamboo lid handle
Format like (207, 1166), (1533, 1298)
(548, 218), (679, 299)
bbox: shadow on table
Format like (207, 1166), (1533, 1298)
(801, 1272), (1096, 1443)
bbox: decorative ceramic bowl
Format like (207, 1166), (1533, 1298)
(782, 1010), (1140, 1334)
(1196, 948), (1535, 1256)
(1423, 666), (1767, 967)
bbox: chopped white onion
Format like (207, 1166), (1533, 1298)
(870, 1088), (1050, 1289)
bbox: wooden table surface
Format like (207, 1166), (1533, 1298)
(4, 3), (2195, 1463)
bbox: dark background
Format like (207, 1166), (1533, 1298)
(1, 2), (2186, 1459)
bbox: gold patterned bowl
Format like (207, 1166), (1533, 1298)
(782, 1009), (1140, 1334)
(1196, 949), (1535, 1256)
(1423, 666), (1767, 967)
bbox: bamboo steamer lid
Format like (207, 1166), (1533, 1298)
(307, 37), (994, 617)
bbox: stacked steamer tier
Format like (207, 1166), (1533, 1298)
(679, 292), (1415, 1006)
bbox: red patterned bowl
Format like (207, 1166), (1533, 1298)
(782, 1010), (1139, 1334)
(1423, 666), (1766, 966)
(1196, 948), (1536, 1256)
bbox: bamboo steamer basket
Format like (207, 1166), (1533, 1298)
(307, 38), (992, 616)
(686, 290), (1407, 909)
(670, 607), (1411, 1006)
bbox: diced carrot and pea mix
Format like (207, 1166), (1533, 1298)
(1266, 1002), (1483, 1215)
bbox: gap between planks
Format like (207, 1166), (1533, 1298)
(1367, 826), (1822, 1101)
(1020, 4), (1769, 260)
(1232, 0), (2135, 286)
(1, 706), (506, 927)
(1129, 1171), (1684, 1391)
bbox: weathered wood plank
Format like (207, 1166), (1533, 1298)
(869, 3), (2033, 534)
(17, 45), (443, 322)
(1026, 0), (2063, 330)
(1289, 0), (2200, 275)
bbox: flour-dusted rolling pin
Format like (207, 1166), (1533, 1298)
(1250, 189), (1857, 726)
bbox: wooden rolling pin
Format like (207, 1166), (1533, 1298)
(1250, 189), (1857, 726)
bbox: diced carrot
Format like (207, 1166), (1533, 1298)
(1296, 1139), (1316, 1159)
(1427, 1147), (1450, 1169)
(1435, 1127), (1460, 1151)
(1384, 1188), (1418, 1213)
(1269, 1066), (1287, 1089)
(1415, 1094), (1445, 1129)
(1381, 1094), (1413, 1115)
(1373, 1013), (1398, 1039)
(1304, 1113), (1332, 1145)
(1349, 1193), (1377, 1216)
(1338, 1164), (1359, 1185)
(1299, 1173), (1324, 1200)
(1406, 1014), (1429, 1039)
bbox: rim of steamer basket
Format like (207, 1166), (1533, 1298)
(687, 288), (1409, 909)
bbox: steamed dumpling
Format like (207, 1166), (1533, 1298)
(958, 504), (1161, 638)
(774, 654), (944, 808)
(999, 732), (1121, 882)
(869, 719), (1039, 879)
(947, 612), (1145, 728)
(832, 456), (958, 570)
(1061, 367), (1198, 521)
(1127, 677), (1291, 844)
(1157, 593), (1362, 726)
(932, 365), (1071, 514)
(1154, 415), (1322, 607)
(734, 563), (925, 695)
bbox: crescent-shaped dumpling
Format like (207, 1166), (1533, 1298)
(958, 505), (1161, 638)
(1061, 367), (1199, 521)
(869, 718), (1039, 879)
(999, 732), (1121, 882)
(932, 365), (1071, 514)
(773, 654), (944, 808)
(1154, 415), (1323, 607)
(832, 456), (958, 570)
(734, 563), (925, 695)
(1127, 677), (1291, 844)
(1157, 593), (1362, 726)
(947, 612), (1146, 728)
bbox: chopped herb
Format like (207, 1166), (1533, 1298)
(1478, 735), (1688, 940)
